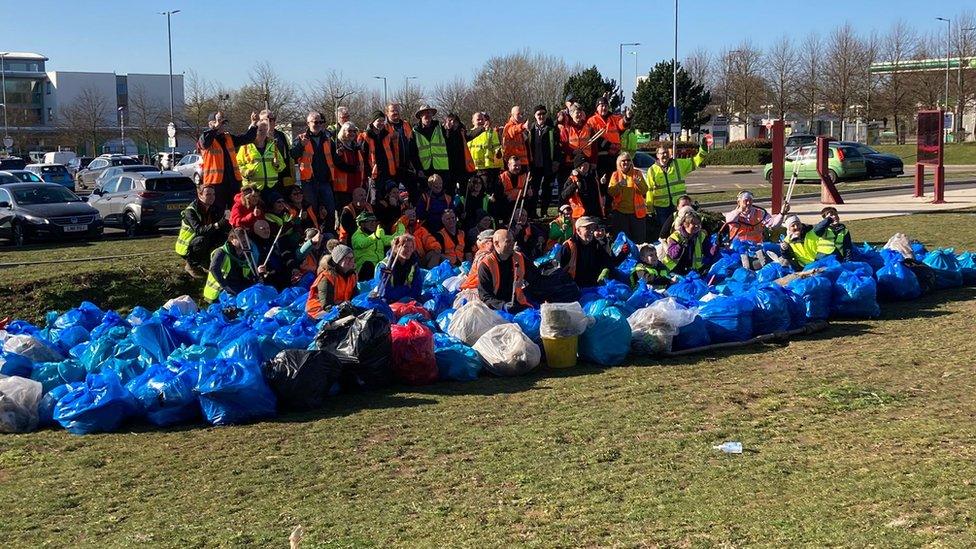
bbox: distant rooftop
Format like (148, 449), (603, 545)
(0, 52), (49, 61)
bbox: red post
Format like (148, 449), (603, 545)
(770, 119), (785, 214)
(914, 163), (925, 197)
(933, 165), (946, 204)
(816, 136), (844, 205)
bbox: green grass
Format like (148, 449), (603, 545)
(874, 142), (976, 165)
(1, 212), (976, 546)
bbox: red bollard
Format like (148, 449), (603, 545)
(933, 165), (945, 204)
(914, 163), (925, 197)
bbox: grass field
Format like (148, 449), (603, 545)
(874, 142), (976, 165)
(1, 212), (975, 547)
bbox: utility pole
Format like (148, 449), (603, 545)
(619, 42), (640, 104)
(374, 76), (388, 106)
(936, 17), (951, 110)
(118, 106), (125, 155)
(672, 0), (678, 153)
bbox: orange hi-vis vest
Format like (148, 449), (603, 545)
(289, 204), (320, 231)
(500, 171), (528, 202)
(360, 129), (396, 178)
(482, 251), (530, 306)
(503, 120), (528, 164)
(436, 228), (465, 266)
(460, 248), (492, 290)
(560, 122), (594, 163)
(586, 113), (625, 154)
(728, 207), (768, 244)
(333, 143), (364, 193)
(305, 268), (357, 318)
(609, 170), (648, 219)
(201, 133), (241, 185)
(567, 173), (604, 220)
(298, 134), (337, 182)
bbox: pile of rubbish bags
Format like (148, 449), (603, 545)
(1, 235), (972, 435)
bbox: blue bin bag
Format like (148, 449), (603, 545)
(436, 309), (456, 333)
(423, 287), (455, 317)
(166, 344), (219, 370)
(876, 259), (921, 301)
(786, 275), (832, 321)
(783, 288), (809, 330)
(667, 272), (710, 303)
(700, 295), (754, 344)
(196, 358), (277, 426)
(54, 325), (90, 355)
(706, 253), (741, 285)
(625, 283), (663, 311)
(0, 351), (33, 378)
(355, 279), (378, 297)
(126, 364), (200, 427)
(31, 360), (87, 393)
(102, 356), (146, 385)
(615, 258), (638, 279)
(672, 316), (711, 351)
(214, 321), (252, 348)
(273, 286), (307, 308)
(852, 243), (884, 273)
(87, 311), (129, 341)
(957, 252), (976, 285)
(923, 249), (963, 289)
(433, 333), (484, 382)
(514, 308), (542, 343)
(130, 319), (177, 365)
(296, 271), (315, 289)
(612, 231), (641, 261)
(752, 286), (792, 335)
(53, 301), (104, 332)
(424, 260), (457, 288)
(5, 320), (43, 337)
(126, 306), (153, 326)
(803, 255), (843, 282)
(219, 333), (265, 368)
(38, 382), (78, 427)
(235, 284), (279, 311)
(911, 242), (928, 261)
(534, 243), (562, 268)
(756, 262), (792, 284)
(272, 322), (315, 351)
(351, 293), (395, 322)
(717, 268), (757, 296)
(53, 370), (140, 435)
(580, 300), (632, 366)
(831, 270), (881, 319)
(598, 280), (633, 304)
(880, 248), (905, 265)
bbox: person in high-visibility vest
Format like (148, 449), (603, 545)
(559, 216), (629, 288)
(816, 207), (853, 261)
(290, 111), (338, 229)
(236, 120), (284, 200)
(477, 229), (532, 313)
(526, 105), (560, 219)
(631, 243), (674, 289)
(587, 97), (633, 182)
(414, 104), (450, 196)
(662, 207), (711, 276)
(724, 191), (785, 245)
(198, 111), (258, 211)
(203, 229), (259, 302)
(779, 215), (821, 269)
(467, 111), (503, 185)
(175, 184), (229, 278)
(306, 243), (358, 319)
(607, 152), (650, 244)
(503, 106), (529, 166)
(259, 109), (294, 188)
(646, 139), (708, 224)
(560, 151), (604, 221)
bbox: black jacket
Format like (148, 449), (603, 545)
(559, 234), (627, 288)
(290, 130), (336, 184)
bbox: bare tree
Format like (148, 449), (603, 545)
(58, 87), (111, 155)
(726, 41), (766, 131)
(764, 35), (800, 119)
(127, 84), (166, 157)
(951, 10), (976, 134)
(304, 70), (365, 126)
(877, 20), (918, 143)
(181, 69), (218, 136)
(392, 78), (426, 123)
(684, 47), (714, 92)
(432, 76), (477, 120)
(468, 49), (572, 123)
(795, 33), (824, 125)
(822, 23), (867, 136)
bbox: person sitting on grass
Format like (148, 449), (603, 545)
(723, 190), (785, 245)
(352, 211), (403, 279)
(816, 207), (853, 261)
(779, 215), (821, 269)
(460, 229), (499, 290)
(250, 219), (296, 290)
(663, 207), (712, 276)
(377, 234), (424, 303)
(658, 194), (694, 240)
(631, 243), (673, 289)
(203, 228), (259, 302)
(478, 228), (533, 313)
(175, 184), (229, 279)
(229, 185), (264, 229)
(305, 243), (358, 319)
(559, 216), (629, 287)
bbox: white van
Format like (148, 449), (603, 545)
(44, 150), (77, 165)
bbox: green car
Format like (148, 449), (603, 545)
(764, 143), (867, 184)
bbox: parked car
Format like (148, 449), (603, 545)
(0, 183), (103, 246)
(66, 156), (94, 177)
(25, 163), (74, 188)
(785, 133), (817, 154)
(86, 171), (195, 237)
(633, 151), (654, 170)
(94, 164), (159, 188)
(763, 142), (867, 184)
(43, 151), (77, 165)
(74, 155), (141, 191)
(0, 157), (28, 171)
(173, 153), (203, 184)
(835, 141), (904, 178)
(0, 173), (22, 185)
(154, 151), (184, 170)
(1, 170), (44, 183)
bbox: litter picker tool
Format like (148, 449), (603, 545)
(784, 153), (801, 208)
(260, 223), (286, 269)
(371, 240), (402, 299)
(507, 177), (529, 231)
(239, 229), (260, 279)
(584, 127), (607, 148)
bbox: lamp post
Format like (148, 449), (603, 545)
(118, 106), (126, 155)
(159, 11), (180, 123)
(619, 42), (640, 102)
(936, 17), (951, 110)
(0, 52), (8, 143)
(374, 76), (388, 106)
(672, 0), (679, 152)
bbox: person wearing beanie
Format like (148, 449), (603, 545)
(779, 214), (821, 269)
(361, 111), (397, 187)
(305, 243), (358, 319)
(816, 206), (853, 261)
(560, 150), (604, 220)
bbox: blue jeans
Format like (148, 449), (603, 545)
(302, 180), (336, 218)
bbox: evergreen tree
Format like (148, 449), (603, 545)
(562, 66), (624, 113)
(632, 60), (711, 134)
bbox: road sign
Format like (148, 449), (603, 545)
(704, 134), (713, 148)
(670, 123), (681, 134)
(166, 122), (177, 138)
(167, 136), (177, 149)
(944, 111), (954, 132)
(666, 106), (680, 124)
(2, 136), (12, 149)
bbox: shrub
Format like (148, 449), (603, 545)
(704, 148), (772, 166)
(727, 138), (772, 150)
(637, 140), (701, 157)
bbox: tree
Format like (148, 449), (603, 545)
(181, 69), (219, 136)
(468, 49), (574, 123)
(391, 78), (426, 124)
(823, 23), (867, 136)
(58, 87), (111, 155)
(304, 70), (366, 125)
(795, 33), (824, 125)
(877, 21), (918, 143)
(562, 66), (623, 114)
(631, 60), (710, 134)
(726, 42), (766, 130)
(763, 36), (800, 119)
(432, 76), (478, 121)
(683, 47), (714, 95)
(950, 10), (976, 133)
(127, 84), (166, 156)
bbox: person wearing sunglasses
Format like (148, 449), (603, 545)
(291, 111), (339, 236)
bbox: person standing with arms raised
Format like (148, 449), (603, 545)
(198, 111), (258, 211)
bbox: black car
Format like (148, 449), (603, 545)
(0, 157), (28, 171)
(836, 142), (904, 178)
(0, 183), (104, 246)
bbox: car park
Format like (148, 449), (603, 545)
(0, 157), (28, 171)
(93, 164), (159, 188)
(0, 183), (103, 246)
(74, 155), (141, 191)
(763, 142), (867, 184)
(1, 170), (44, 183)
(173, 153), (203, 184)
(25, 163), (75, 188)
(785, 133), (816, 154)
(66, 156), (94, 177)
(86, 171), (195, 237)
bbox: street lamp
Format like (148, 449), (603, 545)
(159, 10), (180, 123)
(0, 52), (8, 142)
(936, 17), (950, 110)
(619, 42), (640, 102)
(374, 76), (388, 106)
(629, 51), (639, 81)
(672, 0), (679, 150)
(118, 106), (126, 155)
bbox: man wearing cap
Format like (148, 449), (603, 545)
(351, 211), (403, 279)
(291, 111), (339, 230)
(414, 105), (451, 195)
(560, 151), (604, 220)
(503, 106), (529, 166)
(306, 243), (358, 319)
(478, 229), (532, 313)
(646, 138), (708, 229)
(586, 96), (633, 182)
(559, 216), (629, 287)
(526, 105), (560, 218)
(198, 110), (259, 211)
(460, 229), (498, 290)
(724, 191), (785, 245)
(361, 111), (397, 188)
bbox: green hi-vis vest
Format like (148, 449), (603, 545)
(416, 126), (449, 171)
(174, 209), (194, 257)
(630, 262), (670, 287)
(620, 129), (638, 156)
(203, 244), (252, 302)
(645, 147), (705, 209)
(467, 129), (503, 170)
(661, 230), (706, 271)
(816, 226), (848, 257)
(788, 230), (820, 267)
(237, 142), (283, 190)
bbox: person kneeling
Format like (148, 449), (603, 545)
(663, 208), (712, 276)
(478, 229), (532, 313)
(306, 244), (358, 319)
(203, 228), (259, 302)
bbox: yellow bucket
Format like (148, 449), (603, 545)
(542, 336), (579, 369)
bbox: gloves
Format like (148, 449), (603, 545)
(780, 240), (790, 252)
(619, 243), (630, 255)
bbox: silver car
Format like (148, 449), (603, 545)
(173, 153), (203, 184)
(86, 171), (195, 237)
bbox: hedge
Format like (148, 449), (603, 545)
(727, 138), (772, 150)
(637, 140), (702, 157)
(704, 148), (772, 166)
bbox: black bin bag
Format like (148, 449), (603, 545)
(314, 309), (393, 391)
(262, 350), (343, 411)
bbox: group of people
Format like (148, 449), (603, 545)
(171, 97), (854, 319)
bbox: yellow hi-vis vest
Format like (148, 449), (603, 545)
(816, 226), (848, 257)
(203, 244), (252, 302)
(645, 147), (705, 209)
(468, 128), (503, 170)
(415, 125), (449, 171)
(236, 142), (283, 190)
(788, 230), (820, 267)
(661, 230), (706, 271)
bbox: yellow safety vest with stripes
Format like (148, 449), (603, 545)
(203, 244), (253, 302)
(415, 125), (449, 171)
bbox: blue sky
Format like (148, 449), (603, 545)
(3, 0), (971, 96)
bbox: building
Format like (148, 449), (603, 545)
(1, 51), (185, 155)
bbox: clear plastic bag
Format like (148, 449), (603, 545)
(0, 375), (43, 433)
(163, 295), (199, 316)
(539, 302), (590, 339)
(448, 301), (507, 346)
(883, 233), (913, 259)
(627, 298), (699, 355)
(473, 323), (541, 377)
(3, 334), (63, 363)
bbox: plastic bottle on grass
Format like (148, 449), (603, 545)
(713, 441), (743, 454)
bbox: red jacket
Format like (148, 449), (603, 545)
(229, 193), (265, 229)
